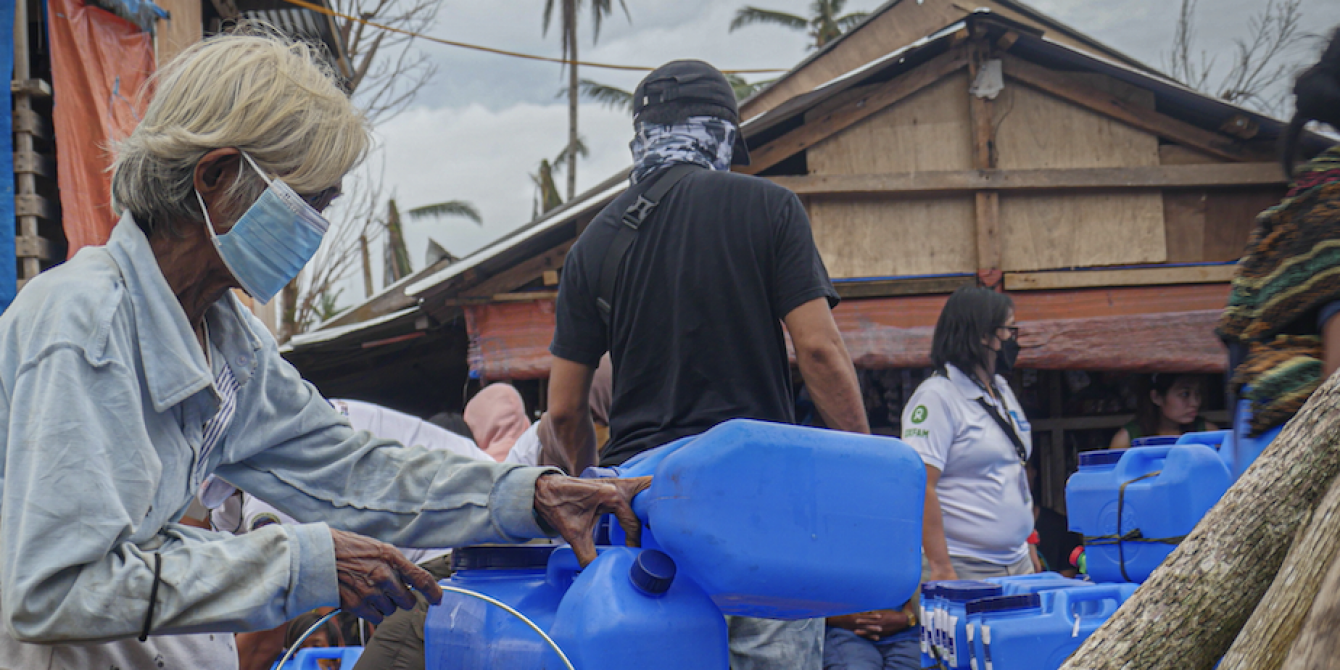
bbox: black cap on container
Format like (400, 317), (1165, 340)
(633, 60), (751, 166)
(629, 550), (677, 595)
(966, 593), (1042, 616)
(451, 545), (556, 571)
(939, 581), (1004, 602)
(1079, 450), (1125, 468)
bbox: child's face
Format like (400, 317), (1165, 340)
(301, 629), (332, 649)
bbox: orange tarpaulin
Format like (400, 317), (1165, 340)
(461, 284), (1232, 379)
(48, 0), (155, 256)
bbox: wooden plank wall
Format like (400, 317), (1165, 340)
(806, 73), (976, 277)
(805, 68), (1185, 278)
(797, 55), (1282, 279)
(1159, 146), (1284, 262)
(994, 73), (1166, 271)
(740, 0), (1147, 120)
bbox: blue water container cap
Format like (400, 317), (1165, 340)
(1131, 436), (1180, 448)
(451, 545), (556, 571)
(921, 583), (940, 598)
(1079, 450), (1125, 468)
(966, 593), (1042, 615)
(629, 549), (677, 595)
(939, 581), (1003, 602)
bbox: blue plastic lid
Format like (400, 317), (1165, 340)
(921, 583), (940, 598)
(1131, 436), (1180, 448)
(1079, 450), (1125, 467)
(939, 581), (1003, 602)
(966, 593), (1042, 615)
(629, 549), (677, 595)
(451, 545), (556, 571)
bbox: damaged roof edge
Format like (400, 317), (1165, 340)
(404, 173), (631, 298)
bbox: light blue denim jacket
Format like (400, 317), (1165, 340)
(0, 217), (553, 644)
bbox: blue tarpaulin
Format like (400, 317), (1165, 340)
(90, 0), (168, 33)
(0, 0), (17, 313)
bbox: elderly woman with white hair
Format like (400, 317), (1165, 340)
(0, 31), (646, 669)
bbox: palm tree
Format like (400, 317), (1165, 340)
(532, 139), (590, 218)
(727, 73), (774, 101)
(383, 199), (481, 284)
(406, 200), (482, 224)
(729, 0), (868, 50)
(542, 0), (630, 201)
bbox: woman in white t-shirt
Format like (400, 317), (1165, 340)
(902, 286), (1039, 581)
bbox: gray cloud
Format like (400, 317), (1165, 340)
(330, 0), (1340, 306)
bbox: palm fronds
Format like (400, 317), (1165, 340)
(730, 6), (807, 32)
(406, 200), (483, 225)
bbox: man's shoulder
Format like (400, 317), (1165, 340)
(685, 168), (796, 199)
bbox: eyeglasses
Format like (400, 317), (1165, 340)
(998, 325), (1020, 340)
(300, 186), (342, 213)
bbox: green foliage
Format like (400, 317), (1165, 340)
(543, 0), (630, 47)
(406, 200), (483, 224)
(312, 289), (346, 326)
(729, 0), (869, 49)
(726, 73), (775, 100)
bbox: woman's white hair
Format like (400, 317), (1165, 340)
(111, 28), (370, 238)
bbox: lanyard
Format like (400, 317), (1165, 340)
(975, 397), (1028, 466)
(933, 367), (1029, 465)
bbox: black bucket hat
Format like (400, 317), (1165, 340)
(633, 60), (752, 166)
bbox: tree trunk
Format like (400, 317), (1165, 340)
(1059, 374), (1340, 670)
(1280, 540), (1340, 670)
(566, 13), (578, 202)
(385, 199), (411, 282)
(359, 234), (374, 298)
(278, 277), (300, 344)
(1220, 466), (1340, 670)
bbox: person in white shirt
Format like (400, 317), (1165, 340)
(205, 399), (492, 670)
(901, 286), (1040, 581)
(506, 355), (613, 472)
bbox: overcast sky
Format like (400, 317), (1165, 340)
(327, 0), (1340, 308)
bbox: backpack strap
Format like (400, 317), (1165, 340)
(596, 163), (700, 326)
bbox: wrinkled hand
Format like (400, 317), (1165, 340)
(533, 474), (652, 567)
(331, 529), (442, 624)
(850, 609), (911, 641)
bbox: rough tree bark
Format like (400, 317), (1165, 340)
(1059, 374), (1340, 670)
(1219, 467), (1340, 670)
(1280, 540), (1340, 670)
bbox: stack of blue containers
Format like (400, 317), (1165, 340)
(919, 574), (1137, 670)
(965, 584), (1134, 670)
(272, 647), (364, 670)
(423, 419), (927, 670)
(1066, 433), (1234, 584)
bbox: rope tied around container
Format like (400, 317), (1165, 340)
(1080, 470), (1187, 582)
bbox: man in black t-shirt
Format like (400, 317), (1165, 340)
(546, 59), (869, 670)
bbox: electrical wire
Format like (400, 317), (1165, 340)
(274, 587), (575, 670)
(273, 609), (343, 670)
(438, 585), (575, 670)
(280, 0), (787, 75)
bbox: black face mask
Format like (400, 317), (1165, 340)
(996, 339), (1021, 374)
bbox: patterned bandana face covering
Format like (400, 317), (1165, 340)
(629, 115), (738, 184)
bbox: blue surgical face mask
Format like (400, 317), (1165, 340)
(194, 152), (330, 304)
